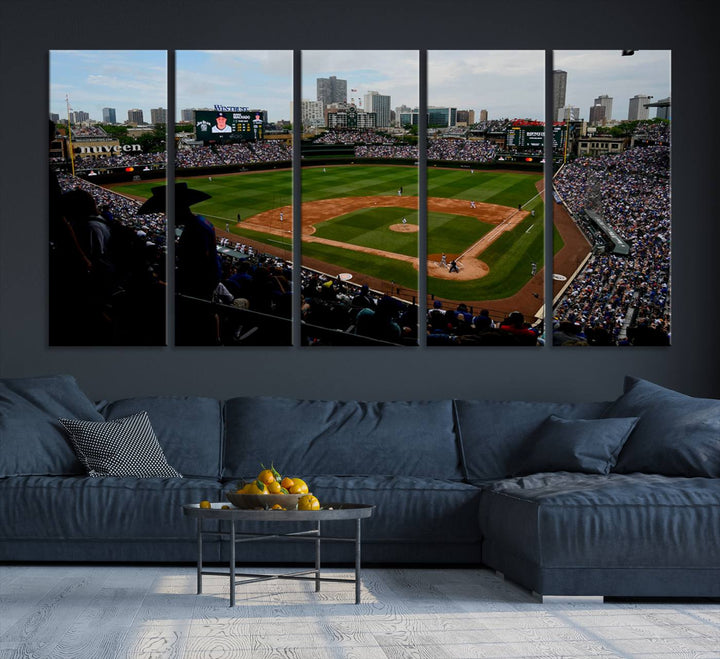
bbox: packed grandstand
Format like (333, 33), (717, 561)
(52, 119), (670, 346)
(552, 122), (670, 346)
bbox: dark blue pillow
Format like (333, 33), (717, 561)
(0, 375), (104, 477)
(515, 415), (639, 476)
(606, 376), (720, 477)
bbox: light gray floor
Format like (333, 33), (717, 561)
(1, 565), (719, 658)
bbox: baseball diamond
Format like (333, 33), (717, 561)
(110, 165), (590, 318)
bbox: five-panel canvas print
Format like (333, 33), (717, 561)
(49, 50), (671, 347)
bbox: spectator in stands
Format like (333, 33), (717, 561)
(139, 182), (219, 300)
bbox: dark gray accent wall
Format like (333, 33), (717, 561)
(1, 0), (718, 402)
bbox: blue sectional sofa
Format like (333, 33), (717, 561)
(1, 374), (719, 598)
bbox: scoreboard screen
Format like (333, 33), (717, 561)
(195, 110), (265, 142)
(506, 125), (566, 149)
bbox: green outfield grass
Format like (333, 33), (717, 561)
(108, 165), (555, 302)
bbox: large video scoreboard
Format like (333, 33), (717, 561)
(506, 125), (566, 149)
(195, 110), (265, 142)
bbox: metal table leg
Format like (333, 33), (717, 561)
(196, 517), (203, 594)
(229, 520), (236, 607)
(315, 521), (321, 592)
(355, 518), (362, 605)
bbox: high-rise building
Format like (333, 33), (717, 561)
(557, 106), (580, 122)
(294, 100), (324, 128)
(102, 107), (117, 124)
(127, 108), (144, 125)
(49, 112), (60, 123)
(70, 110), (89, 123)
(428, 107), (457, 128)
(181, 108), (195, 122)
(317, 76), (347, 110)
(628, 94), (652, 121)
(594, 95), (613, 122)
(363, 91), (391, 127)
(150, 107), (167, 124)
(553, 70), (567, 125)
(398, 108), (419, 126)
(655, 97), (671, 120)
(479, 109), (488, 122)
(456, 110), (475, 126)
(589, 104), (606, 125)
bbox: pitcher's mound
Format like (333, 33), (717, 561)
(389, 223), (418, 233)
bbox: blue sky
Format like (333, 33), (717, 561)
(301, 50), (419, 112)
(50, 49), (671, 126)
(176, 51), (293, 122)
(554, 50), (671, 121)
(50, 51), (167, 123)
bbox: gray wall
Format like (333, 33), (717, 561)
(1, 0), (718, 402)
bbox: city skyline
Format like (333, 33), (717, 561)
(49, 51), (166, 124)
(429, 51), (545, 120)
(553, 50), (671, 121)
(50, 49), (672, 127)
(302, 50), (419, 114)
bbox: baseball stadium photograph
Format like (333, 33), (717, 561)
(551, 50), (671, 346)
(48, 49), (670, 348)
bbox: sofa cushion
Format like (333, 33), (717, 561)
(454, 400), (611, 482)
(606, 377), (720, 477)
(515, 415), (639, 476)
(224, 397), (461, 480)
(0, 475), (222, 543)
(479, 472), (720, 569)
(218, 474), (483, 545)
(59, 413), (182, 478)
(101, 396), (223, 479)
(0, 375), (103, 477)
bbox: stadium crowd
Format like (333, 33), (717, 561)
(175, 142), (291, 168)
(312, 130), (391, 145)
(71, 125), (109, 138)
(427, 138), (497, 163)
(553, 140), (670, 346)
(73, 151), (167, 171)
(50, 172), (167, 345)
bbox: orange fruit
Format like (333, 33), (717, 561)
(289, 478), (309, 494)
(257, 468), (275, 484)
(271, 504), (286, 510)
(241, 480), (267, 495)
(280, 476), (295, 490)
(199, 500), (211, 509)
(267, 480), (283, 494)
(298, 494), (320, 511)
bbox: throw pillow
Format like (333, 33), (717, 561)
(604, 376), (720, 477)
(0, 375), (104, 477)
(59, 412), (182, 478)
(515, 414), (640, 476)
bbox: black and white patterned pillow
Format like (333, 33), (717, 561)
(59, 411), (182, 478)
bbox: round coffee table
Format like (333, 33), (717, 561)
(182, 503), (374, 606)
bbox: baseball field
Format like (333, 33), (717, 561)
(110, 164), (562, 314)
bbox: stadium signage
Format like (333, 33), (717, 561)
(214, 104), (248, 112)
(76, 144), (143, 154)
